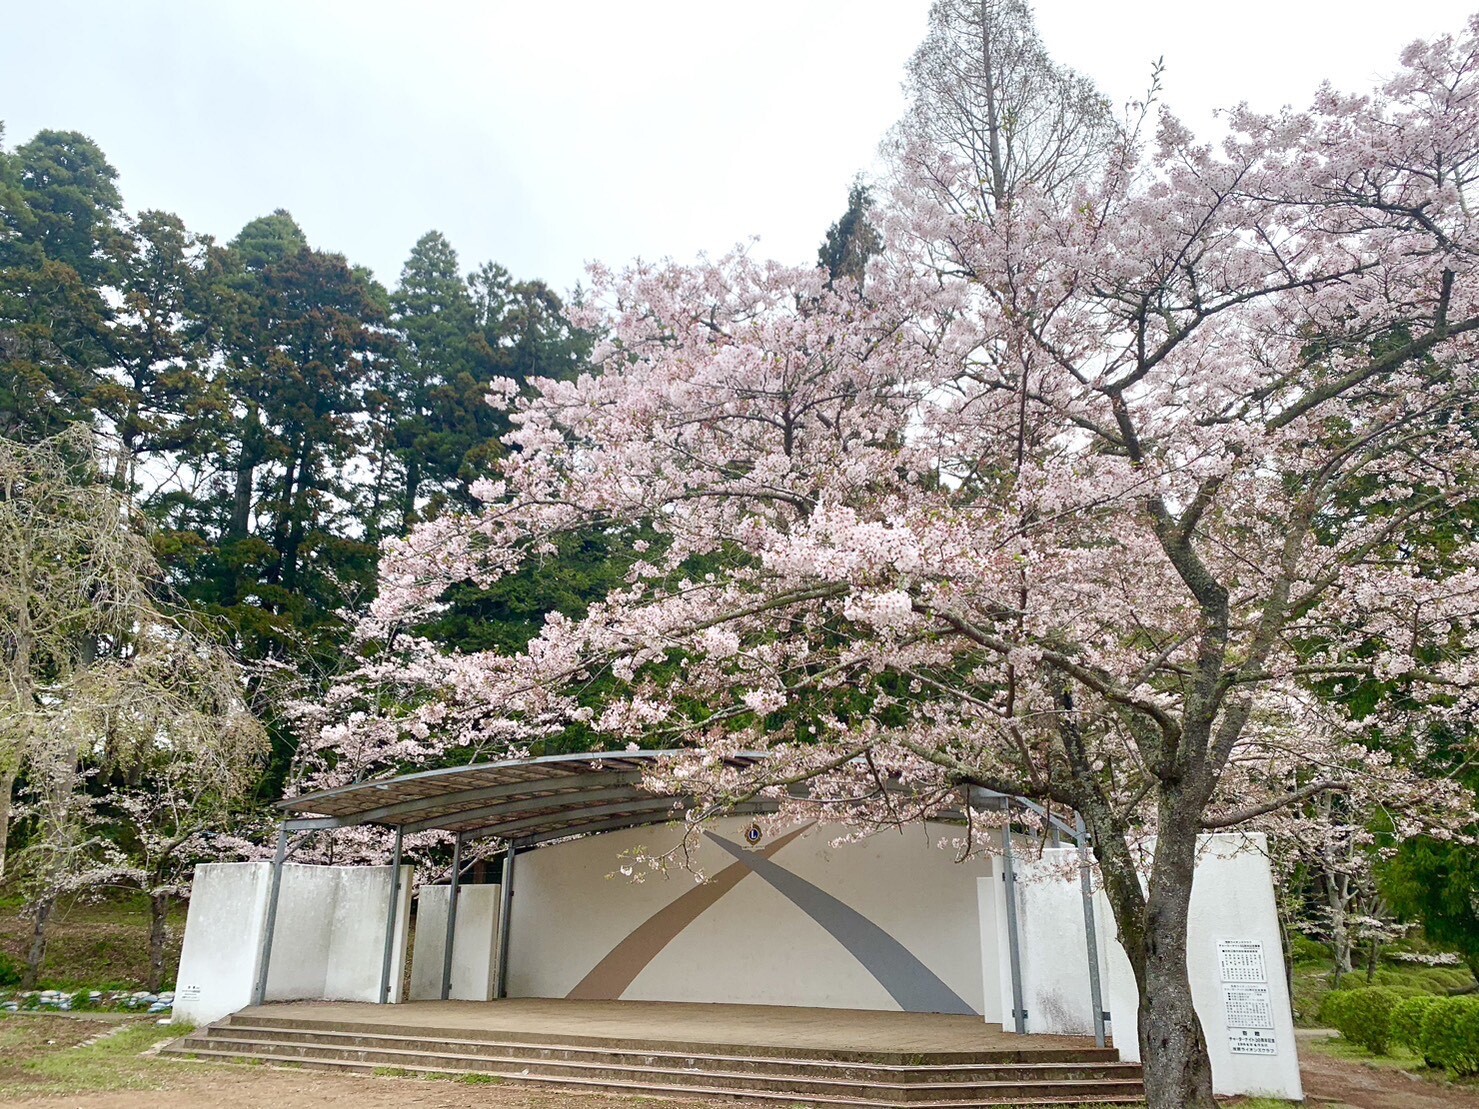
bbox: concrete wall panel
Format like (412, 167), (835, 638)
(264, 864), (336, 1000)
(323, 864), (413, 1003)
(409, 884), (501, 1001)
(174, 860), (413, 1023)
(1013, 848), (1111, 1036)
(173, 862), (271, 1026)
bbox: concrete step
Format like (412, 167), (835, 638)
(220, 1012), (1123, 1066)
(170, 1033), (1145, 1102)
(164, 1043), (1146, 1107)
(200, 1022), (1141, 1085)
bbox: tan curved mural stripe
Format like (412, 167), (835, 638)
(566, 823), (814, 1000)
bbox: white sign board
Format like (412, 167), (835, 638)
(1218, 939), (1279, 1055)
(1217, 939), (1267, 984)
(1223, 985), (1275, 1030)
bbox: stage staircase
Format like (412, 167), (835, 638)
(163, 1011), (1145, 1106)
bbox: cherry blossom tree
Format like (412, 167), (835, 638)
(0, 428), (267, 983)
(321, 20), (1479, 1109)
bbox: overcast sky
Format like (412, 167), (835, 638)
(3, 1), (1476, 294)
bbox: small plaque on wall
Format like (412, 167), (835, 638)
(1223, 984), (1275, 1030)
(1228, 1026), (1278, 1056)
(1216, 939), (1267, 984)
(1218, 939), (1278, 1055)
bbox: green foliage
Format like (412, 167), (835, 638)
(0, 122), (608, 856)
(419, 527), (652, 656)
(0, 952), (21, 987)
(1419, 995), (1479, 1076)
(1319, 988), (1352, 1027)
(1390, 995), (1440, 1059)
(382, 243), (592, 533)
(818, 180), (882, 289)
(0, 129), (120, 441)
(1288, 933), (1331, 964)
(1382, 836), (1479, 981)
(1325, 986), (1403, 1054)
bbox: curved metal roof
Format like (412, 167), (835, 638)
(278, 749), (1077, 848)
(277, 750), (774, 846)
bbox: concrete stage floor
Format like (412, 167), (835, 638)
(232, 998), (1109, 1057)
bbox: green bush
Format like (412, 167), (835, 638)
(1419, 996), (1479, 1076)
(1328, 986), (1403, 1054)
(1289, 933), (1331, 964)
(0, 952), (19, 987)
(1390, 995), (1440, 1059)
(1320, 989), (1353, 1028)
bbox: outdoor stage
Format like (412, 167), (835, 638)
(166, 997), (1145, 1105)
(171, 752), (1302, 1099)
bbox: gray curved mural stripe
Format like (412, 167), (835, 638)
(704, 832), (977, 1016)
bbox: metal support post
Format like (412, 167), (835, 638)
(440, 832), (464, 1000)
(1001, 803), (1027, 1033)
(1076, 814), (1107, 1049)
(378, 826), (404, 1004)
(252, 826), (289, 1006)
(493, 842), (517, 999)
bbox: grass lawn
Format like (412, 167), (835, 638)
(0, 1013), (186, 1097)
(1304, 1030), (1438, 1073)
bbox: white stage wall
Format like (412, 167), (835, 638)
(408, 884), (502, 1001)
(978, 848), (1111, 1037)
(983, 833), (1301, 1101)
(172, 861), (413, 1025)
(505, 818), (993, 1014)
(174, 862), (272, 1025)
(172, 818), (1299, 1105)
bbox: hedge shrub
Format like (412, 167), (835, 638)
(1419, 996), (1479, 1076)
(1320, 989), (1353, 1029)
(1391, 995), (1440, 1061)
(1327, 986), (1403, 1054)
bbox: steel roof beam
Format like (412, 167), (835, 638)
(470, 799), (782, 848)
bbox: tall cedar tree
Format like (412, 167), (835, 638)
(0, 128), (121, 439)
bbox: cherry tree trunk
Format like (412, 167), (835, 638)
(0, 765), (14, 879)
(1136, 824), (1217, 1109)
(147, 892), (170, 993)
(22, 894), (53, 989)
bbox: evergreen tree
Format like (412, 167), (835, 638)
(817, 180), (882, 289)
(382, 230), (481, 531)
(0, 127), (120, 440)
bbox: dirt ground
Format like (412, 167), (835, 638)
(3, 1058), (1464, 1109)
(1297, 1031), (1479, 1109)
(0, 895), (186, 990)
(0, 1065), (719, 1109)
